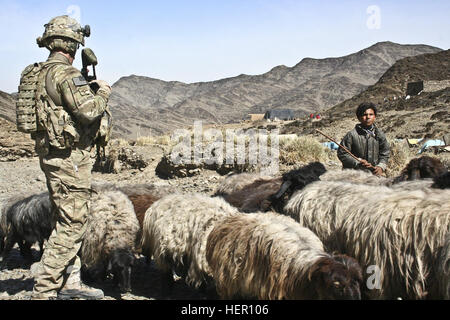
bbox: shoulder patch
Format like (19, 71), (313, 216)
(73, 76), (89, 87)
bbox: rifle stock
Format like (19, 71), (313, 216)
(81, 48), (99, 91)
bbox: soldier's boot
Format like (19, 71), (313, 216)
(58, 282), (104, 300)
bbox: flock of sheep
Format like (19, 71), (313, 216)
(0, 155), (449, 300)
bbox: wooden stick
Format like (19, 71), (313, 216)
(315, 129), (376, 170)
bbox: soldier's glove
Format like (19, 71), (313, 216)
(90, 80), (112, 101)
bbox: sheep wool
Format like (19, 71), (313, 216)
(80, 189), (140, 271)
(141, 193), (240, 289)
(284, 180), (393, 251)
(284, 179), (450, 299)
(206, 212), (363, 300)
(222, 177), (283, 213)
(340, 187), (450, 299)
(0, 192), (54, 264)
(214, 172), (274, 196)
(437, 233), (450, 299)
(320, 169), (391, 186)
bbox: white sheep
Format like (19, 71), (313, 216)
(140, 193), (240, 295)
(80, 189), (140, 293)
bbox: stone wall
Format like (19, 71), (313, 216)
(407, 80), (450, 95)
(423, 80), (450, 93)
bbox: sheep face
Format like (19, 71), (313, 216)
(107, 249), (135, 293)
(308, 255), (363, 300)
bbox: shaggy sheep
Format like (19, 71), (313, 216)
(206, 212), (363, 300)
(284, 180), (450, 299)
(283, 180), (392, 252)
(437, 233), (450, 299)
(80, 189), (140, 293)
(320, 156), (447, 188)
(221, 162), (326, 213)
(214, 172), (274, 197)
(140, 193), (240, 295)
(0, 192), (54, 267)
(340, 187), (450, 299)
(222, 176), (283, 213)
(0, 188), (140, 293)
(393, 155), (447, 183)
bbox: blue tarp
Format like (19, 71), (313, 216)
(418, 139), (445, 154)
(322, 142), (339, 151)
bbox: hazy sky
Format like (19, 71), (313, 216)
(1, 0), (449, 93)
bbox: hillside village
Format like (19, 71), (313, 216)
(0, 42), (449, 300)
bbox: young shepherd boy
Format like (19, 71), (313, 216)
(337, 102), (390, 177)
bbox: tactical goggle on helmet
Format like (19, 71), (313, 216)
(36, 15), (90, 48)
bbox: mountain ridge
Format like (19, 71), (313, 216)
(108, 41), (442, 138)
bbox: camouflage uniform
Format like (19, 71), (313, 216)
(25, 16), (111, 299)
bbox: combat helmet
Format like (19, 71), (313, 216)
(36, 15), (90, 56)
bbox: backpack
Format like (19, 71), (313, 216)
(16, 61), (60, 134)
(16, 63), (44, 133)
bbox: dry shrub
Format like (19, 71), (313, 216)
(386, 139), (415, 177)
(279, 136), (333, 165)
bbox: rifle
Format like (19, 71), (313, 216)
(315, 129), (376, 171)
(80, 48), (111, 165)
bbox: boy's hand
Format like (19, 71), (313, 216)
(373, 166), (384, 176)
(358, 158), (372, 168)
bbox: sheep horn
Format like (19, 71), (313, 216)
(272, 180), (292, 200)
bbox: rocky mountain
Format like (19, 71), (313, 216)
(283, 49), (450, 142)
(108, 41), (441, 139)
(0, 42), (444, 143)
(326, 49), (450, 118)
(0, 90), (15, 123)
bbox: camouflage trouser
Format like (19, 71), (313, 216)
(33, 148), (92, 297)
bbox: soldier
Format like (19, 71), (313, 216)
(337, 102), (390, 177)
(23, 15), (112, 300)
